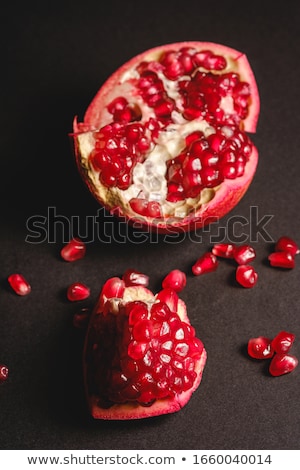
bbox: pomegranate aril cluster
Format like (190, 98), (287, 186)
(268, 236), (299, 269)
(91, 287), (203, 407)
(192, 242), (258, 288)
(166, 127), (252, 201)
(248, 332), (298, 377)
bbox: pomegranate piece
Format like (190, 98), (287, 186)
(122, 269), (149, 287)
(269, 354), (298, 377)
(61, 237), (86, 262)
(192, 252), (218, 276)
(8, 273), (31, 296)
(233, 244), (256, 265)
(162, 269), (187, 292)
(235, 264), (258, 288)
(0, 364), (9, 383)
(67, 282), (90, 301)
(83, 273), (206, 419)
(275, 236), (299, 257)
(268, 251), (295, 269)
(247, 336), (274, 359)
(212, 243), (235, 259)
(72, 41), (260, 233)
(271, 331), (295, 354)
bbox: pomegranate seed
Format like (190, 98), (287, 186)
(61, 237), (86, 262)
(122, 269), (149, 287)
(73, 308), (91, 329)
(269, 353), (298, 377)
(156, 288), (179, 313)
(275, 236), (299, 256)
(162, 269), (187, 292)
(100, 277), (125, 310)
(212, 243), (235, 258)
(192, 252), (218, 276)
(0, 364), (9, 383)
(236, 265), (258, 288)
(247, 336), (274, 359)
(8, 273), (31, 296)
(233, 244), (256, 265)
(268, 251), (295, 269)
(271, 331), (295, 354)
(67, 282), (90, 301)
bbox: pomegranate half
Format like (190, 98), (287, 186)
(72, 41), (260, 232)
(83, 276), (206, 419)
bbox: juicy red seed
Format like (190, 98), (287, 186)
(0, 365), (9, 383)
(275, 236), (299, 256)
(233, 245), (256, 265)
(61, 237), (86, 262)
(146, 201), (162, 218)
(236, 265), (258, 288)
(107, 96), (128, 114)
(129, 198), (148, 216)
(8, 273), (31, 296)
(192, 252), (218, 276)
(101, 277), (125, 301)
(156, 288), (179, 313)
(212, 243), (235, 258)
(162, 269), (187, 292)
(67, 282), (90, 301)
(122, 269), (149, 287)
(269, 354), (298, 377)
(127, 341), (148, 360)
(133, 320), (153, 341)
(268, 251), (295, 269)
(127, 301), (149, 325)
(271, 331), (295, 354)
(247, 336), (274, 359)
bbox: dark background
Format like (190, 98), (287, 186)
(1, 0), (300, 450)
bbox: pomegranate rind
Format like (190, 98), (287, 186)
(72, 41), (260, 233)
(83, 284), (207, 420)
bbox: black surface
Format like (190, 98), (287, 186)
(1, 0), (300, 450)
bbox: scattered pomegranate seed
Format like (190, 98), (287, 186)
(275, 236), (299, 257)
(8, 273), (31, 296)
(269, 353), (298, 377)
(268, 251), (295, 269)
(271, 331), (295, 354)
(192, 252), (218, 276)
(0, 364), (9, 383)
(212, 243), (235, 259)
(162, 269), (187, 292)
(233, 244), (256, 265)
(67, 282), (90, 301)
(61, 237), (86, 262)
(236, 265), (258, 288)
(73, 308), (91, 329)
(122, 269), (149, 287)
(247, 336), (274, 359)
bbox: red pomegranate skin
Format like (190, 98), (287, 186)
(72, 41), (260, 233)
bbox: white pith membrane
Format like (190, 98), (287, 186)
(83, 285), (207, 420)
(74, 44), (259, 228)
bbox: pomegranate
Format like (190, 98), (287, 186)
(162, 269), (187, 292)
(192, 252), (219, 275)
(72, 42), (260, 232)
(83, 274), (206, 419)
(275, 236), (299, 257)
(235, 264), (258, 288)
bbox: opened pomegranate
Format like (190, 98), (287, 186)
(72, 41), (260, 232)
(83, 275), (206, 419)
